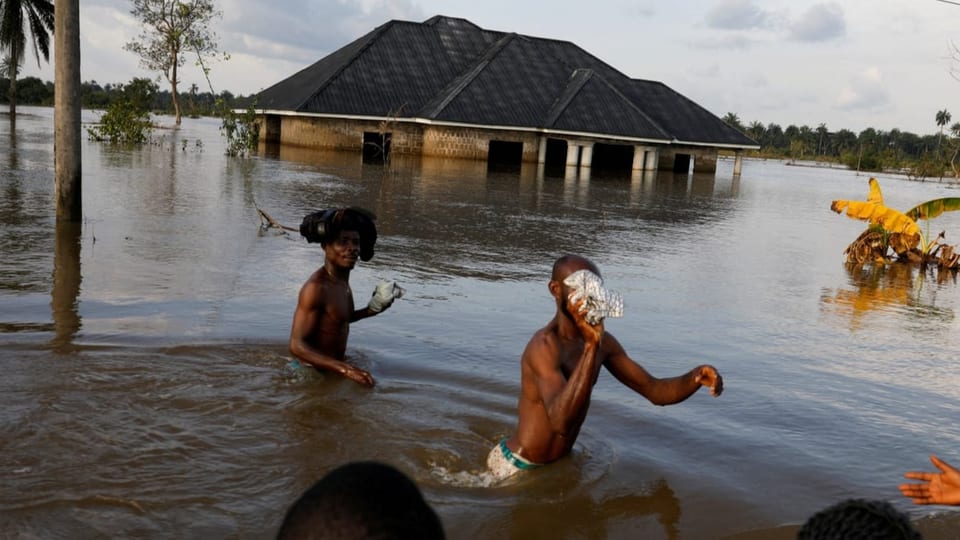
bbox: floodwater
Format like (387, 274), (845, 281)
(3, 106), (960, 539)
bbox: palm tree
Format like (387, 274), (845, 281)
(816, 123), (828, 156)
(722, 112), (744, 132)
(949, 122), (960, 178)
(936, 109), (952, 157)
(0, 0), (55, 118)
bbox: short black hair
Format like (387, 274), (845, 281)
(797, 498), (921, 540)
(276, 461), (445, 540)
(299, 207), (378, 261)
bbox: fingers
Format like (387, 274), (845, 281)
(344, 367), (376, 388)
(696, 366), (723, 397)
(712, 374), (724, 396)
(899, 483), (929, 495)
(931, 454), (955, 473)
(899, 483), (935, 504)
(355, 371), (375, 387)
(903, 472), (933, 481)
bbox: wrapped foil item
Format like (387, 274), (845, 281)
(368, 279), (405, 313)
(563, 269), (624, 324)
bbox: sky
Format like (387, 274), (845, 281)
(16, 0), (960, 135)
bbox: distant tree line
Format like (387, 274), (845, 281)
(0, 75), (255, 118)
(722, 112), (960, 179)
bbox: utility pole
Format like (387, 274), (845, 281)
(54, 0), (82, 221)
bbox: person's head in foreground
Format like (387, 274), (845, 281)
(797, 498), (921, 540)
(300, 207), (378, 269)
(276, 461), (445, 540)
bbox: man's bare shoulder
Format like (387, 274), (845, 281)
(298, 270), (328, 304)
(521, 324), (561, 365)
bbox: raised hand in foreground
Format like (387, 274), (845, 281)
(899, 454), (960, 506)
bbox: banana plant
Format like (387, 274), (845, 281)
(830, 177), (960, 268)
(904, 197), (960, 221)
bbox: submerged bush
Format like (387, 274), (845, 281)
(87, 78), (157, 145)
(87, 101), (153, 144)
(220, 99), (260, 157)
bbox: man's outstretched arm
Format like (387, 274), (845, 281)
(602, 334), (722, 406)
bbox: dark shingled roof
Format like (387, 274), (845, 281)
(257, 15), (757, 148)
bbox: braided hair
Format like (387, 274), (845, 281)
(797, 498), (921, 540)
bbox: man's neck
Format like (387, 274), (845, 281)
(323, 262), (351, 282)
(553, 313), (582, 341)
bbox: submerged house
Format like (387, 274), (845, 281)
(255, 15), (758, 174)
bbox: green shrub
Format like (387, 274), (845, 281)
(87, 100), (154, 144)
(220, 100), (260, 157)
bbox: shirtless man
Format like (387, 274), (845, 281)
(289, 208), (401, 387)
(488, 254), (723, 477)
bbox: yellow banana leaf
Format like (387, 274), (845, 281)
(831, 177), (921, 237)
(866, 176), (883, 205)
(830, 199), (921, 237)
(904, 198), (960, 221)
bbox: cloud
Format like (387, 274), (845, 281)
(705, 0), (770, 30)
(693, 64), (721, 78)
(619, 2), (657, 18)
(789, 2), (845, 42)
(689, 34), (754, 50)
(835, 67), (889, 110)
(219, 0), (422, 63)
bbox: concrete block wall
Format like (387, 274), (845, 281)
(389, 124), (424, 155)
(278, 117), (361, 150)
(657, 146), (719, 173)
(422, 126), (540, 162)
(691, 148), (718, 173)
(271, 116), (424, 154)
(258, 114), (724, 172)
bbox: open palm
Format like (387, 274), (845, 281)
(899, 455), (960, 506)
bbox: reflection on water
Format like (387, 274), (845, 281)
(3, 108), (960, 539)
(51, 220), (82, 352)
(506, 479), (681, 540)
(822, 263), (955, 330)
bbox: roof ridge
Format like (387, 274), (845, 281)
(544, 68), (671, 139)
(419, 32), (518, 119)
(423, 15), (482, 31)
(543, 68), (594, 127)
(294, 20), (394, 111)
(593, 74), (672, 139)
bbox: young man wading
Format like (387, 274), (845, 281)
(289, 208), (403, 387)
(488, 254), (723, 479)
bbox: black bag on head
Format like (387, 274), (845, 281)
(300, 207), (378, 261)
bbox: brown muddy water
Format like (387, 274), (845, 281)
(3, 107), (960, 539)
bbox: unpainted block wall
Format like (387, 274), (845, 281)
(657, 146), (719, 173)
(273, 116), (424, 154)
(422, 126), (540, 162)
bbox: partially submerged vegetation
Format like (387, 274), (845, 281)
(831, 177), (960, 269)
(86, 78), (157, 144)
(85, 74), (258, 157)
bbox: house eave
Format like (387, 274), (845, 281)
(673, 139), (761, 151)
(256, 109), (699, 146)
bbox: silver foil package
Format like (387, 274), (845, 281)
(563, 269), (624, 324)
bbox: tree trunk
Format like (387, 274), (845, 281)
(8, 52), (17, 121)
(7, 73), (14, 120)
(171, 58), (181, 125)
(55, 0), (82, 222)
